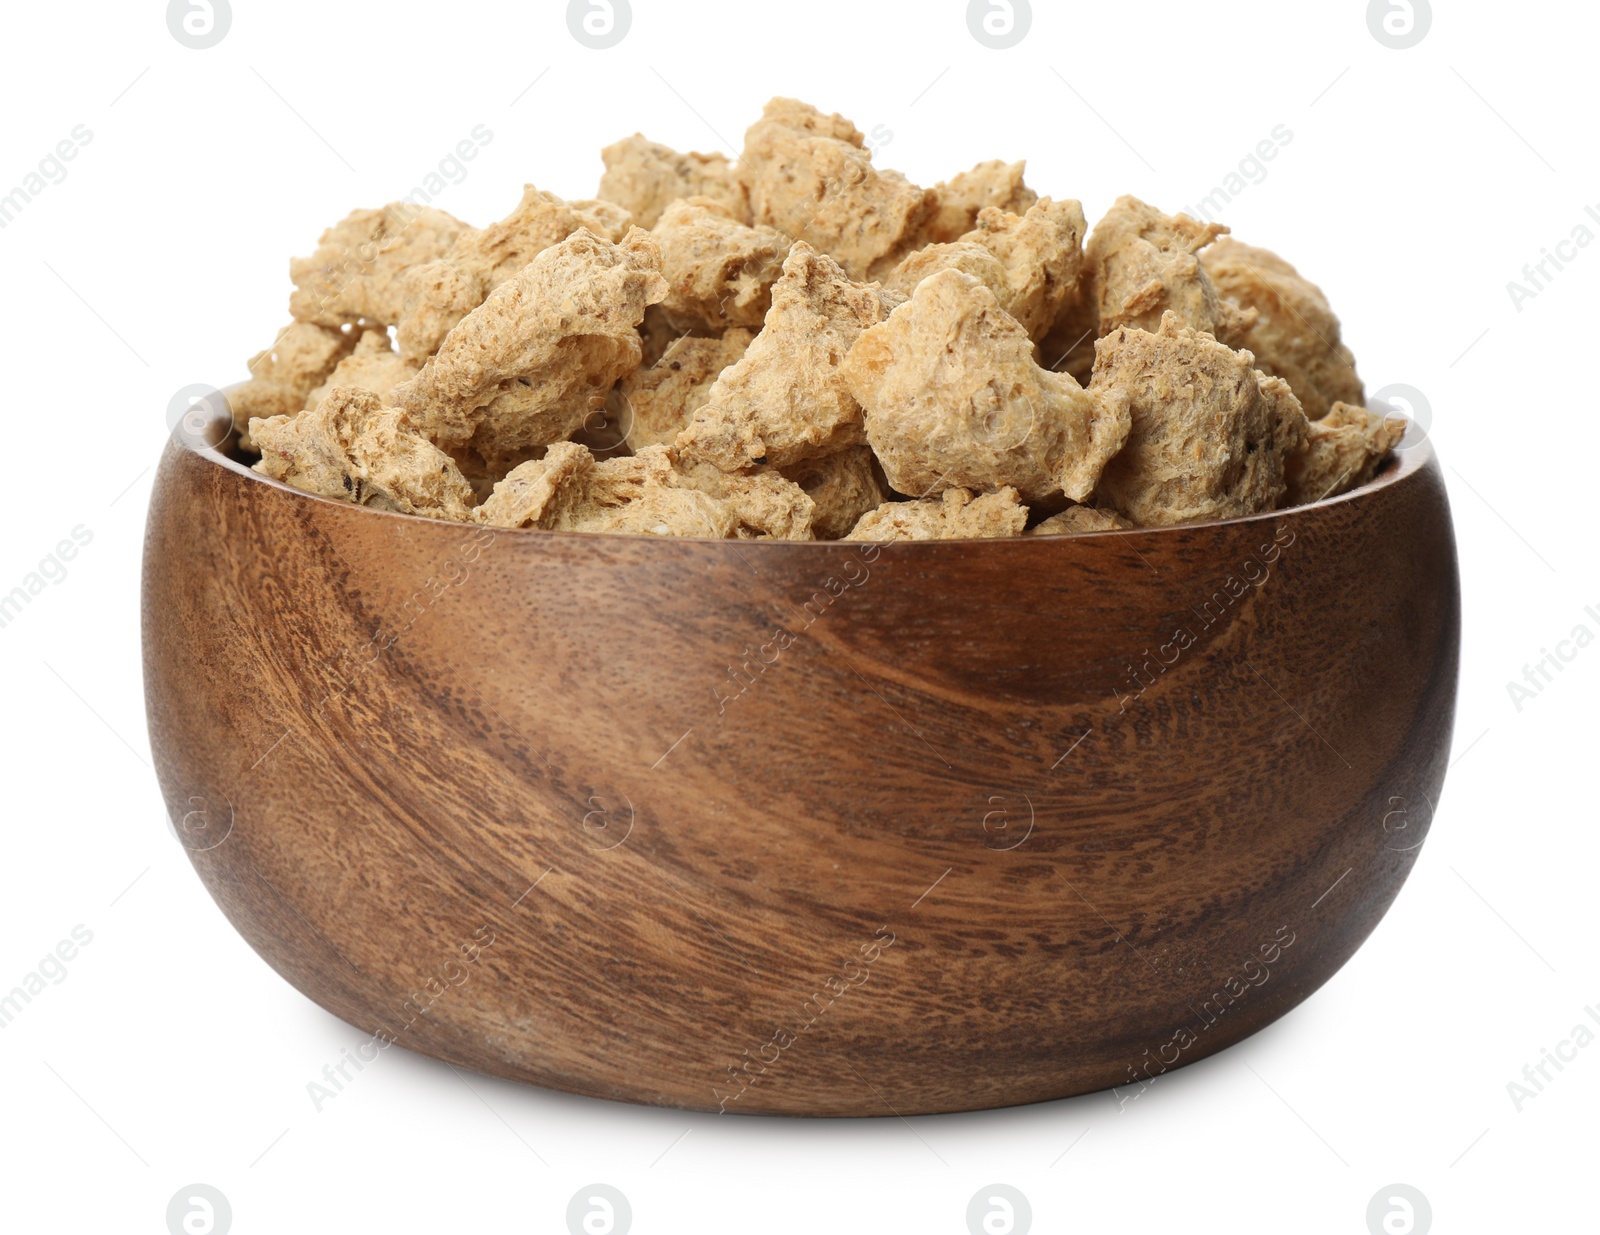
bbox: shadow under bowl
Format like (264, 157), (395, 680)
(142, 419), (1458, 1116)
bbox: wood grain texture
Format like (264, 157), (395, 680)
(142, 425), (1459, 1116)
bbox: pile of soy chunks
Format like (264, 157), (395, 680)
(230, 98), (1401, 542)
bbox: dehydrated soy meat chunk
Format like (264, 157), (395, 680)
(1284, 401), (1404, 504)
(471, 440), (591, 528)
(390, 228), (667, 472)
(396, 186), (635, 363)
(610, 329), (753, 452)
(289, 204), (469, 328)
(847, 487), (1028, 541)
(1030, 505), (1134, 535)
(304, 330), (418, 411)
(670, 453), (816, 540)
(779, 445), (886, 541)
(1202, 238), (1364, 420)
(228, 321), (356, 449)
(650, 199), (787, 332)
(1088, 312), (1309, 526)
(1084, 195), (1251, 341)
(249, 320), (355, 388)
(475, 443), (813, 538)
(597, 134), (749, 228)
(844, 269), (1130, 503)
(739, 98), (933, 279)
(919, 159), (1038, 245)
(571, 199), (634, 240)
(675, 243), (903, 471)
(251, 387), (475, 521)
(227, 381), (306, 453)
(887, 198), (1085, 341)
(885, 243), (1009, 316)
(957, 199), (1086, 340)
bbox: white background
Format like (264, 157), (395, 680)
(0, 1), (1594, 1232)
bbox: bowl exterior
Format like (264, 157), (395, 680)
(143, 440), (1458, 1116)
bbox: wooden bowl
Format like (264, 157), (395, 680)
(143, 407), (1458, 1116)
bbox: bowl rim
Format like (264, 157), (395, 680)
(173, 395), (1437, 546)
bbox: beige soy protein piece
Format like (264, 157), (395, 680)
(887, 198), (1086, 342)
(849, 486), (1029, 541)
(289, 204), (471, 329)
(919, 159), (1038, 245)
(610, 329), (753, 452)
(675, 243), (904, 472)
(395, 186), (634, 364)
(1285, 401), (1405, 504)
(779, 446), (888, 541)
(669, 452), (817, 539)
(304, 329), (418, 411)
(476, 442), (813, 539)
(1085, 195), (1253, 341)
(650, 199), (788, 332)
(739, 98), (933, 279)
(844, 269), (1131, 503)
(251, 386), (475, 521)
(390, 228), (668, 473)
(597, 134), (750, 228)
(227, 322), (357, 449)
(1088, 312), (1309, 526)
(1202, 238), (1365, 420)
(1030, 505), (1134, 535)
